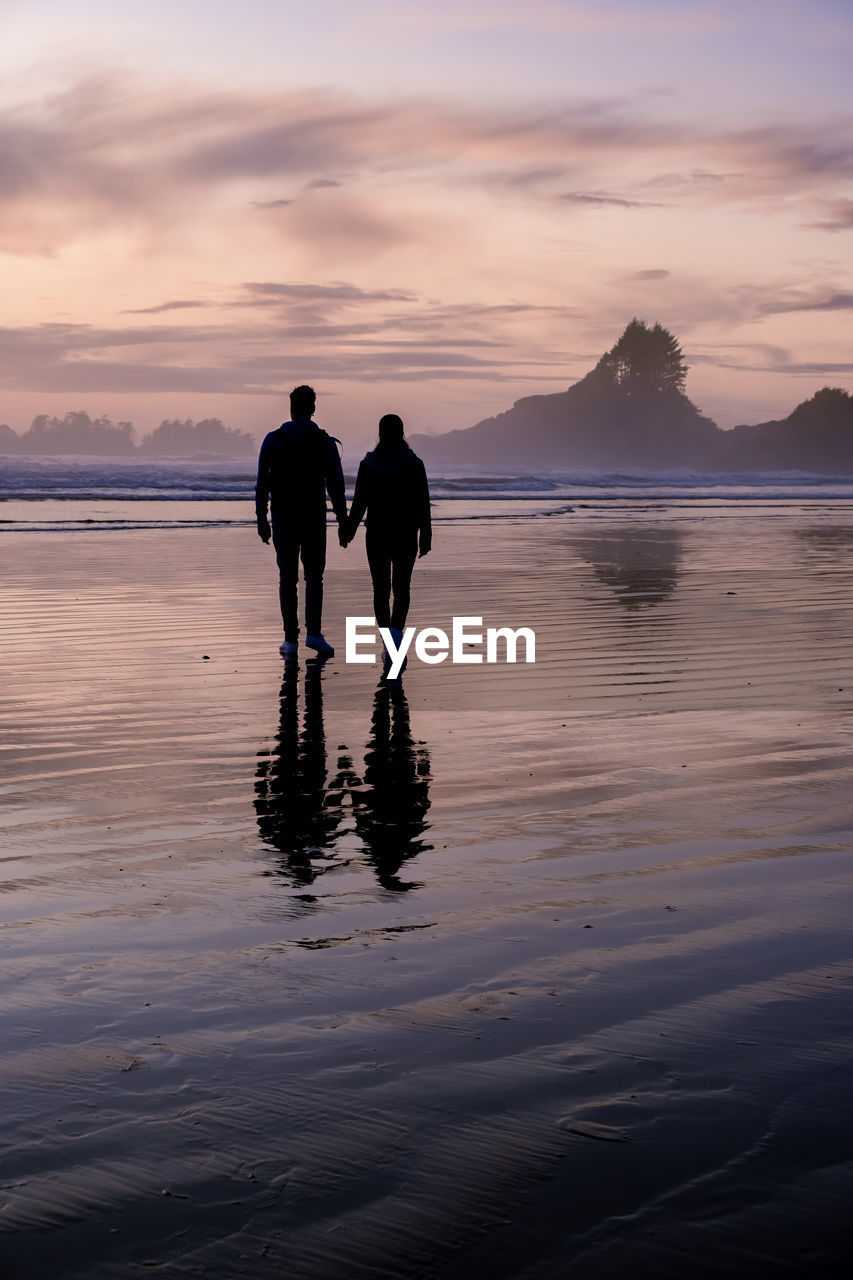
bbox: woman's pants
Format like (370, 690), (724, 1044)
(366, 529), (418, 630)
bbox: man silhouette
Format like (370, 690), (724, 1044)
(256, 385), (347, 657)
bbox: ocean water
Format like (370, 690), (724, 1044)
(2, 454), (853, 531)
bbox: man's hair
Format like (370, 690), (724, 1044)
(290, 385), (316, 417)
(378, 413), (405, 449)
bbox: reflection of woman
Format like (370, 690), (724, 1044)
(352, 681), (432, 891)
(343, 414), (431, 645)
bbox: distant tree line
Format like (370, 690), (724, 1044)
(0, 412), (256, 456)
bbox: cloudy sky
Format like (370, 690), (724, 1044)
(1, 0), (852, 445)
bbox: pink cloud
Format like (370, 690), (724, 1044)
(2, 74), (851, 259)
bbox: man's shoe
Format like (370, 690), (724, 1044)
(279, 639), (298, 659)
(306, 633), (334, 656)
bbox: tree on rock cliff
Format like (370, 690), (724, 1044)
(596, 319), (687, 397)
(407, 317), (717, 467)
(788, 386), (852, 426)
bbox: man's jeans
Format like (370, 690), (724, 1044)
(273, 521), (327, 641)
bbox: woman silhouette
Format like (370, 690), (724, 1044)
(343, 414), (431, 650)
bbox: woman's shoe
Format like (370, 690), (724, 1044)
(306, 633), (334, 656)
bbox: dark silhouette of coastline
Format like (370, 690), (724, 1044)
(721, 387), (853, 472)
(254, 666), (431, 893)
(3, 323), (850, 468)
(409, 321), (853, 474)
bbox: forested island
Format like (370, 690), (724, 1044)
(0, 414), (255, 457)
(410, 320), (853, 473)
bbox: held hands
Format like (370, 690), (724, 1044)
(257, 517), (272, 545)
(419, 538), (431, 558)
(338, 520), (351, 549)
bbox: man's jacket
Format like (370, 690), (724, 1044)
(255, 420), (347, 527)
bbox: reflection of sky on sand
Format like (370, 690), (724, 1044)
(254, 664), (431, 895)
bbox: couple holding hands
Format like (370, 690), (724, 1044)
(255, 385), (432, 660)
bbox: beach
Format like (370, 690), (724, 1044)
(2, 507), (853, 1278)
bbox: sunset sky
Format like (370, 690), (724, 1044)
(1, 0), (852, 447)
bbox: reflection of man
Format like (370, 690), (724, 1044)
(253, 662), (344, 887)
(255, 385), (347, 658)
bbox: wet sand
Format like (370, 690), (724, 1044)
(2, 516), (853, 1278)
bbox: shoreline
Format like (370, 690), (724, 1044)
(2, 515), (853, 1277)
